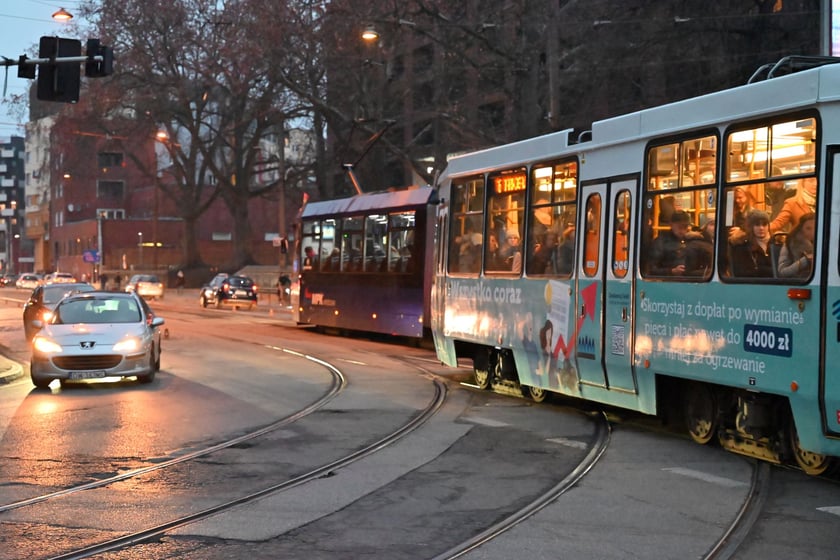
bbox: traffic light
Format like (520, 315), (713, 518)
(85, 39), (113, 78)
(37, 37), (81, 103)
(17, 56), (35, 79)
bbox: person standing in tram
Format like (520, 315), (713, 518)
(647, 210), (691, 276)
(777, 212), (815, 278)
(770, 177), (817, 233)
(727, 185), (755, 244)
(730, 209), (773, 277)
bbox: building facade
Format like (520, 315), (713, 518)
(0, 136), (28, 274)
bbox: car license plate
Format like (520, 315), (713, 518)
(235, 290), (248, 296)
(69, 370), (106, 380)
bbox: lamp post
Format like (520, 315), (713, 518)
(97, 211), (103, 283)
(138, 232), (143, 268)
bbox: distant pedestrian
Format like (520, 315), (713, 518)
(114, 275), (121, 290)
(100, 273), (107, 290)
(176, 269), (185, 294)
(277, 274), (291, 305)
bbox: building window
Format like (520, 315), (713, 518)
(97, 180), (125, 199)
(97, 152), (124, 168)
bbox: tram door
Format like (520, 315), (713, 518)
(575, 178), (638, 393)
(822, 148), (840, 436)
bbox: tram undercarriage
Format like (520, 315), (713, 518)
(464, 343), (834, 476)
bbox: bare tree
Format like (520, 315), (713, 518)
(79, 0), (308, 269)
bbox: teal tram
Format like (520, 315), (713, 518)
(431, 58), (840, 475)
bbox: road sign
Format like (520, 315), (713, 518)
(82, 250), (100, 263)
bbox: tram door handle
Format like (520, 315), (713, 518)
(621, 307), (628, 322)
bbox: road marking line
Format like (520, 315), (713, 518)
(466, 416), (509, 427)
(546, 437), (588, 450)
(662, 467), (748, 488)
(817, 506), (840, 517)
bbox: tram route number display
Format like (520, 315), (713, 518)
(743, 323), (792, 358)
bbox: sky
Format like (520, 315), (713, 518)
(0, 0), (88, 140)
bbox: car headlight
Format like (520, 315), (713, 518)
(41, 310), (54, 322)
(113, 338), (140, 352)
(33, 337), (62, 354)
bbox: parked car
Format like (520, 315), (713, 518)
(125, 274), (165, 300)
(29, 291), (165, 389)
(23, 282), (96, 341)
(44, 272), (77, 284)
(16, 273), (43, 290)
(199, 273), (258, 310)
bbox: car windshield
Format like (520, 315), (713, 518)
(139, 275), (159, 282)
(42, 284), (95, 305)
(228, 277), (253, 288)
(54, 298), (141, 324)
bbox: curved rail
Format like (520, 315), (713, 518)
(431, 410), (611, 560)
(47, 368), (448, 559)
(0, 345), (346, 514)
(702, 460), (771, 560)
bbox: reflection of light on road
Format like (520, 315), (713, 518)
(34, 400), (59, 415)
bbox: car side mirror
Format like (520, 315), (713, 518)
(151, 317), (165, 328)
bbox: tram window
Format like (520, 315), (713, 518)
(487, 168), (526, 274)
(527, 160), (577, 277)
(582, 194), (601, 277)
(448, 177), (485, 275)
(642, 133), (718, 280)
(388, 211), (416, 273)
(320, 219), (338, 271)
(612, 191), (631, 278)
(726, 117), (816, 183)
(341, 217), (363, 272)
(722, 117), (818, 282)
(363, 215), (387, 272)
(301, 220), (321, 271)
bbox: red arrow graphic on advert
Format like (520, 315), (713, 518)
(552, 282), (597, 360)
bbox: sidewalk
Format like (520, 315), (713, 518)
(0, 354), (23, 384)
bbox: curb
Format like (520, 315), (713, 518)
(0, 359), (24, 384)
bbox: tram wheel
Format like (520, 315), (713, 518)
(685, 383), (717, 445)
(788, 421), (832, 476)
(474, 364), (491, 390)
(524, 385), (547, 403)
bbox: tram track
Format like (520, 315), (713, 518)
(0, 346), (346, 514)
(19, 353), (448, 560)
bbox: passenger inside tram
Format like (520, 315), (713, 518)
(770, 177), (817, 233)
(776, 212), (815, 278)
(647, 210), (691, 276)
(730, 209), (773, 278)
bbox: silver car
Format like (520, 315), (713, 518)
(30, 292), (165, 389)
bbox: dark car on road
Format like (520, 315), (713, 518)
(199, 274), (258, 310)
(23, 282), (96, 341)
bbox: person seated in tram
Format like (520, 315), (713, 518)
(527, 230), (559, 275)
(500, 227), (522, 273)
(485, 232), (504, 270)
(555, 224), (576, 275)
(777, 212), (815, 278)
(647, 210), (691, 276)
(730, 209), (773, 278)
(770, 177), (817, 233)
(683, 215), (715, 277)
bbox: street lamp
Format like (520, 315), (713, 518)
(51, 7), (73, 22)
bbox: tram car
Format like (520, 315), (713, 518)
(294, 186), (435, 338)
(431, 57), (840, 475)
